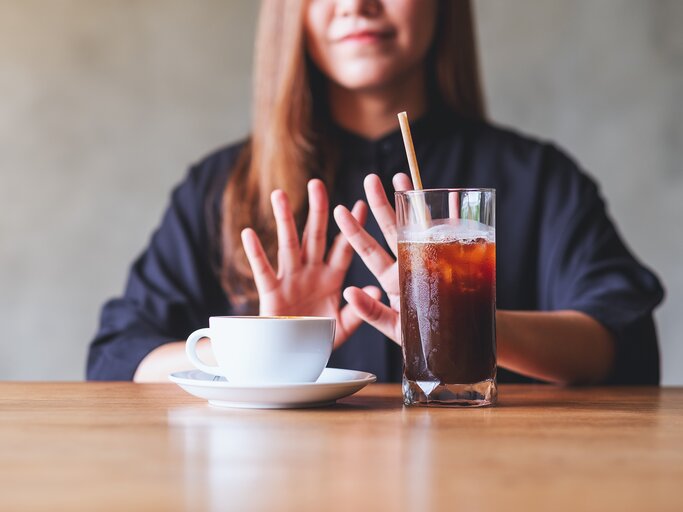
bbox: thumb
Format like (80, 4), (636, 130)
(333, 286), (383, 349)
(362, 285), (383, 300)
(342, 286), (400, 344)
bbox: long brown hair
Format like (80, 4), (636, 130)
(220, 0), (486, 309)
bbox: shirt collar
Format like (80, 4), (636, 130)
(330, 108), (457, 163)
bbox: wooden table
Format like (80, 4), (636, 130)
(1, 383), (682, 512)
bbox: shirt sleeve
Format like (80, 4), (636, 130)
(537, 145), (665, 384)
(87, 154), (232, 381)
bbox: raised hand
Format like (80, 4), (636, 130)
(240, 179), (381, 348)
(333, 173), (413, 345)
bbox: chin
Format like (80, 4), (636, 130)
(332, 65), (405, 92)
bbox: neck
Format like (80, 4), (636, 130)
(327, 70), (428, 140)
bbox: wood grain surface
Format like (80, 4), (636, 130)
(0, 383), (681, 512)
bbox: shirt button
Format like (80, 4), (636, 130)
(381, 140), (393, 153)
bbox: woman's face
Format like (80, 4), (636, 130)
(305, 0), (438, 92)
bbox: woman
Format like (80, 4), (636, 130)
(88, 0), (663, 384)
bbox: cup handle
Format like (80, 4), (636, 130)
(185, 328), (222, 376)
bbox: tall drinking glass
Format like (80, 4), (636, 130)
(395, 189), (496, 407)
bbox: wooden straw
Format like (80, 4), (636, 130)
(397, 111), (423, 190)
(397, 111), (429, 226)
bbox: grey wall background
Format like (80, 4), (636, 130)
(1, 1), (681, 383)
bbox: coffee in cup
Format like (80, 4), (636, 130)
(185, 316), (335, 384)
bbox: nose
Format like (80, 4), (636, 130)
(336, 0), (383, 17)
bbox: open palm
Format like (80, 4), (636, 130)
(332, 173), (414, 345)
(241, 179), (380, 348)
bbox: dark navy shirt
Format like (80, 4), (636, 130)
(87, 111), (664, 384)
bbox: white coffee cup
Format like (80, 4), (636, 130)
(185, 316), (335, 384)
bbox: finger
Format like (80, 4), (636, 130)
(302, 179), (329, 265)
(362, 285), (383, 299)
(271, 190), (301, 274)
(326, 200), (367, 272)
(343, 286), (400, 344)
(448, 190), (460, 219)
(334, 285), (383, 349)
(363, 174), (398, 256)
(241, 228), (278, 293)
(333, 204), (395, 289)
(392, 173), (414, 192)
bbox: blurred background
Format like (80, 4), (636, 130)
(0, 0), (681, 383)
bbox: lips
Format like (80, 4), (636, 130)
(337, 29), (395, 44)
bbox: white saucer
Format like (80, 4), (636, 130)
(169, 368), (376, 409)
